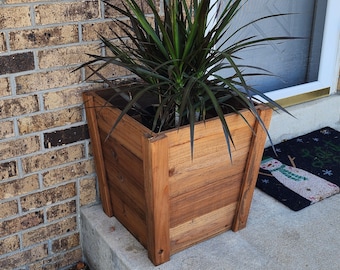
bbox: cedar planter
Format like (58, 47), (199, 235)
(83, 89), (272, 265)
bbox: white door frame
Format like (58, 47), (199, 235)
(265, 0), (340, 101)
(210, 0), (340, 102)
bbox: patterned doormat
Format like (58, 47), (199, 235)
(256, 127), (340, 211)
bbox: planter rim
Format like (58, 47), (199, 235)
(85, 88), (271, 136)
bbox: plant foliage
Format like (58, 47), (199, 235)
(80, 0), (294, 158)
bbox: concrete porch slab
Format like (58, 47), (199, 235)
(80, 189), (340, 270)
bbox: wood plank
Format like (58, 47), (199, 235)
(166, 117), (255, 178)
(83, 92), (113, 216)
(100, 130), (147, 231)
(167, 129), (252, 166)
(93, 95), (152, 160)
(232, 106), (273, 231)
(143, 134), (171, 265)
(165, 108), (257, 149)
(99, 130), (145, 191)
(167, 119), (252, 198)
(168, 147), (249, 198)
(105, 165), (146, 219)
(169, 174), (241, 228)
(170, 203), (237, 254)
(109, 184), (148, 247)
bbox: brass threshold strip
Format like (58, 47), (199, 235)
(275, 87), (330, 108)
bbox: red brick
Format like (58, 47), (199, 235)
(0, 52), (34, 75)
(51, 233), (80, 253)
(15, 69), (81, 94)
(46, 200), (77, 221)
(0, 244), (48, 270)
(22, 217), (77, 247)
(0, 136), (40, 160)
(0, 174), (39, 200)
(0, 6), (31, 29)
(42, 160), (95, 187)
(0, 95), (39, 119)
(21, 144), (85, 173)
(0, 211), (44, 237)
(0, 235), (20, 255)
(35, 1), (99, 25)
(0, 160), (17, 180)
(0, 200), (18, 219)
(9, 25), (79, 50)
(20, 183), (76, 212)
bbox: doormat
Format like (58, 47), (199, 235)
(256, 127), (340, 211)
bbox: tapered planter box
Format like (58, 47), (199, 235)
(83, 89), (272, 265)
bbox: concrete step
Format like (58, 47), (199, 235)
(80, 189), (340, 270)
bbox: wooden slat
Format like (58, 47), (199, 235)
(167, 129), (252, 168)
(165, 108), (256, 149)
(109, 185), (148, 247)
(83, 92), (113, 216)
(170, 203), (237, 254)
(168, 147), (248, 198)
(93, 95), (152, 160)
(232, 106), (273, 231)
(169, 175), (241, 228)
(165, 115), (256, 180)
(167, 114), (255, 199)
(105, 166), (146, 219)
(100, 130), (145, 191)
(143, 134), (171, 265)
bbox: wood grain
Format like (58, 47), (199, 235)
(82, 92), (113, 216)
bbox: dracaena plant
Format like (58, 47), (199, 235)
(79, 0), (293, 157)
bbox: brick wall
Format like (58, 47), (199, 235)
(0, 0), (125, 269)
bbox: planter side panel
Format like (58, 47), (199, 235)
(93, 94), (151, 247)
(166, 110), (258, 254)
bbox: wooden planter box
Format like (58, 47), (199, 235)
(83, 89), (272, 265)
